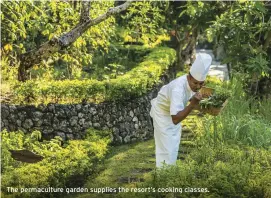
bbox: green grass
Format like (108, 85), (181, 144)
(72, 139), (156, 198)
(68, 111), (201, 198)
(198, 77), (271, 149)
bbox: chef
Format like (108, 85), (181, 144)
(150, 53), (212, 168)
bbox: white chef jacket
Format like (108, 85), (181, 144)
(150, 74), (194, 167)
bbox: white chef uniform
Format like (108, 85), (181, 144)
(150, 53), (212, 168)
(150, 75), (194, 167)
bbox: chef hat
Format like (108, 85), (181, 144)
(190, 53), (212, 81)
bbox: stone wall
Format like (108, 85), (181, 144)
(1, 67), (177, 144)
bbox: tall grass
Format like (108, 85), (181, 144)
(200, 76), (271, 149)
(134, 144), (271, 198)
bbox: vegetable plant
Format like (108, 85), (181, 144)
(199, 88), (231, 109)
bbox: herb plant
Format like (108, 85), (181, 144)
(199, 88), (231, 108)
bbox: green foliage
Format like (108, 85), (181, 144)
(165, 1), (227, 49)
(258, 98), (271, 122)
(89, 44), (152, 80)
(208, 1), (271, 76)
(137, 144), (271, 198)
(120, 1), (166, 45)
(199, 87), (232, 108)
(204, 75), (223, 88)
(1, 128), (111, 198)
(176, 71), (187, 78)
(11, 47), (176, 105)
(1, 50), (19, 84)
(246, 53), (270, 77)
(1, 55), (19, 98)
(1, 1), (115, 81)
(179, 1), (224, 29)
(200, 76), (271, 149)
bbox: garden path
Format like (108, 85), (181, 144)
(72, 49), (229, 198)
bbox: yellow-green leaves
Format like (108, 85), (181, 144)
(1, 128), (111, 197)
(12, 47), (176, 105)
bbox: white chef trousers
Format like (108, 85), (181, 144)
(150, 106), (182, 168)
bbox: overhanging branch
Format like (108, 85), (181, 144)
(18, 1), (134, 81)
(60, 1), (133, 46)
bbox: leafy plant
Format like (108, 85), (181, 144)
(207, 1), (271, 76)
(199, 87), (231, 108)
(137, 144), (271, 198)
(11, 47), (176, 105)
(199, 75), (271, 149)
(246, 53), (269, 77)
(121, 1), (165, 45)
(1, 128), (111, 198)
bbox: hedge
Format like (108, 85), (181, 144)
(12, 47), (176, 105)
(1, 129), (111, 198)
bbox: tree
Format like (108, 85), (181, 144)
(1, 0), (134, 81)
(161, 1), (229, 71)
(119, 1), (166, 45)
(207, 1), (271, 95)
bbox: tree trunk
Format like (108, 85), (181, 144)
(187, 29), (198, 63)
(175, 29), (198, 71)
(176, 42), (185, 71)
(175, 31), (190, 71)
(18, 1), (133, 82)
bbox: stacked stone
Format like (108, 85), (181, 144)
(1, 67), (176, 144)
(1, 91), (159, 144)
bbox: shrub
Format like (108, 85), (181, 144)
(11, 47), (176, 105)
(134, 145), (271, 198)
(88, 44), (152, 81)
(200, 76), (271, 149)
(1, 128), (111, 198)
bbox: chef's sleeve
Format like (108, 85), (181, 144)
(170, 90), (185, 115)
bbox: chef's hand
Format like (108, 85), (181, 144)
(190, 92), (203, 107)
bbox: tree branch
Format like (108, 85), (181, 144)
(80, 1), (91, 23)
(18, 1), (134, 81)
(60, 1), (133, 46)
